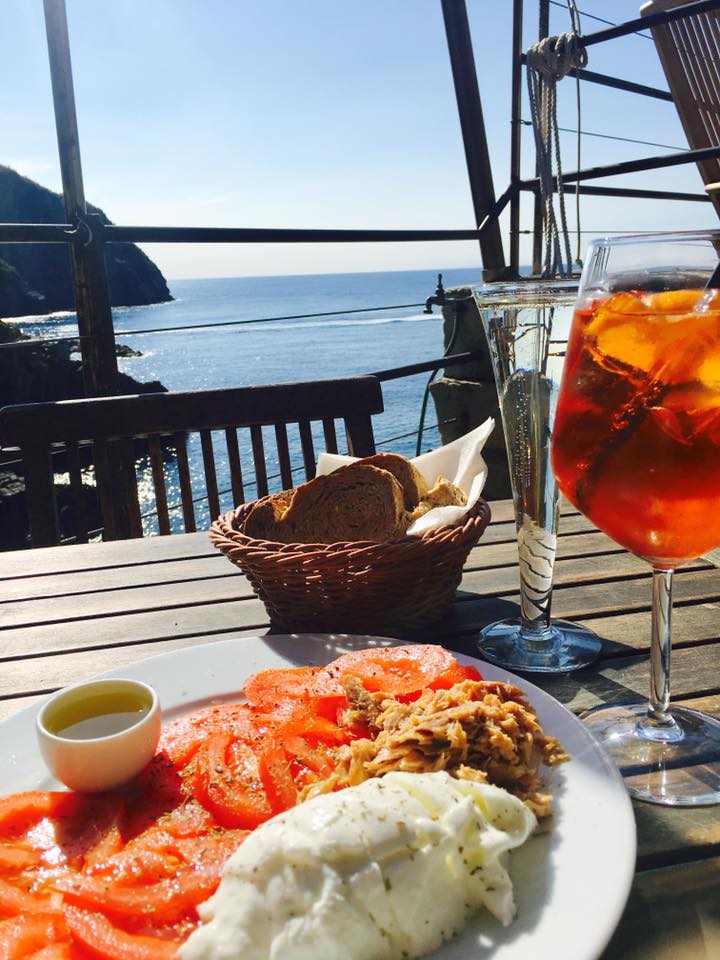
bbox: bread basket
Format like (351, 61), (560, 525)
(210, 496), (491, 636)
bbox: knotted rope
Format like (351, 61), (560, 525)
(526, 25), (587, 278)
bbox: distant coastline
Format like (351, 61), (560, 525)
(0, 165), (172, 320)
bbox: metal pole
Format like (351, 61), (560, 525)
(43, 0), (118, 397)
(440, 0), (509, 281)
(509, 0), (524, 277)
(531, 0), (550, 275)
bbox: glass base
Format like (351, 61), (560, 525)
(476, 618), (602, 674)
(583, 703), (720, 805)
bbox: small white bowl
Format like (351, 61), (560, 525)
(36, 678), (161, 793)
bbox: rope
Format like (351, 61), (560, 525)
(568, 1), (584, 268)
(526, 10), (588, 278)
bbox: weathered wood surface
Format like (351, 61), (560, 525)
(0, 495), (718, 960)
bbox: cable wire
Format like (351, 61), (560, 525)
(548, 0), (653, 39)
(0, 301), (428, 351)
(519, 119), (688, 153)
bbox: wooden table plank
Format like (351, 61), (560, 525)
(0, 531), (615, 606)
(0, 531), (214, 579)
(601, 857), (720, 960)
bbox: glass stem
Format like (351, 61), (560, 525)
(647, 567), (674, 725)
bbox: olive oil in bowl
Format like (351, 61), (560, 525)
(44, 688), (152, 740)
(37, 678), (161, 792)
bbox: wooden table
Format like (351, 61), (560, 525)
(2, 498), (719, 958)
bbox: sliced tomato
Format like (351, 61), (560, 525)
(158, 703), (260, 767)
(56, 868), (218, 925)
(243, 667), (322, 709)
(0, 793), (84, 838)
(155, 802), (216, 839)
(282, 736), (336, 792)
(52, 794), (125, 871)
(0, 842), (41, 871)
(191, 734), (273, 829)
(243, 667), (347, 722)
(120, 758), (184, 840)
(83, 823), (123, 870)
(27, 944), (77, 960)
(428, 662), (484, 689)
(257, 743), (297, 814)
(172, 830), (248, 871)
(0, 912), (68, 960)
(63, 906), (180, 960)
(0, 876), (60, 917)
(82, 839), (183, 885)
(276, 711), (348, 744)
(323, 644), (456, 695)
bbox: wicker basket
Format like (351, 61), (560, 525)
(210, 496), (491, 635)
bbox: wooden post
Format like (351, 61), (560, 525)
(43, 0), (118, 397)
(440, 0), (510, 281)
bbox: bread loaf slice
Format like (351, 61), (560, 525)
(284, 463), (406, 543)
(244, 463), (406, 543)
(243, 489), (294, 541)
(353, 452), (428, 509)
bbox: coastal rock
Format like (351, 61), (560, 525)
(0, 165), (172, 318)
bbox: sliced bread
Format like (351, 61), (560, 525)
(352, 452), (428, 509)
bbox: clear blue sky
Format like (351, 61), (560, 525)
(2, 0), (717, 278)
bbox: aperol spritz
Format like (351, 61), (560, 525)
(552, 232), (720, 806)
(553, 287), (720, 565)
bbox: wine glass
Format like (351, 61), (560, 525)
(473, 280), (602, 673)
(552, 231), (720, 805)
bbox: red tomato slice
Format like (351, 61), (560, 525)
(56, 868), (219, 925)
(257, 743), (297, 814)
(0, 842), (41, 871)
(243, 667), (322, 709)
(120, 758), (184, 841)
(191, 734), (273, 829)
(155, 802), (216, 839)
(0, 793), (84, 838)
(0, 913), (68, 960)
(428, 663), (484, 689)
(282, 736), (336, 792)
(27, 944), (77, 960)
(323, 644), (456, 695)
(0, 876), (59, 918)
(63, 906), (179, 960)
(158, 703), (260, 767)
(172, 830), (248, 871)
(52, 794), (125, 871)
(244, 668), (347, 722)
(276, 712), (348, 744)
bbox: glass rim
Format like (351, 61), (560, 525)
(471, 279), (579, 306)
(587, 228), (720, 247)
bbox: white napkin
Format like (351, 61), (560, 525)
(315, 418), (495, 535)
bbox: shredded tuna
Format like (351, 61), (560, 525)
(306, 679), (568, 818)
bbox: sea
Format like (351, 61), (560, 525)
(12, 267), (484, 533)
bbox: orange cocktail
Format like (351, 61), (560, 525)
(552, 288), (720, 565)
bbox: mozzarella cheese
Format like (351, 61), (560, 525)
(180, 771), (536, 960)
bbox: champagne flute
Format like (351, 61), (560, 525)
(552, 231), (720, 805)
(473, 281), (602, 673)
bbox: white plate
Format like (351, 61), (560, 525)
(0, 634), (636, 960)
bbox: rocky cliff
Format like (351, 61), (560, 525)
(0, 165), (172, 317)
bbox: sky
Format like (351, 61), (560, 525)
(2, 0), (718, 279)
